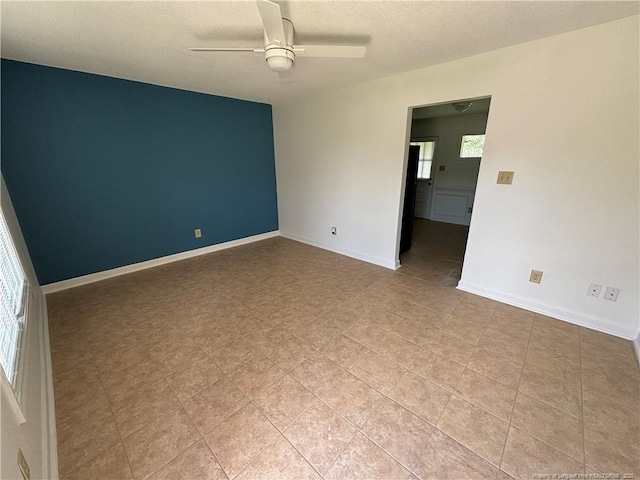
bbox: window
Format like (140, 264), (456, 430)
(0, 209), (28, 388)
(460, 134), (485, 158)
(410, 140), (436, 179)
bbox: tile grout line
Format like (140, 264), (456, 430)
(578, 328), (587, 471)
(433, 312), (524, 473)
(56, 358), (128, 478)
(506, 315), (602, 468)
(182, 370), (254, 480)
(54, 232), (635, 480)
(242, 374), (327, 479)
(121, 350), (211, 479)
(433, 304), (491, 430)
(317, 300), (489, 478)
(98, 361), (137, 479)
(177, 299), (372, 479)
(312, 344), (421, 477)
(152, 356), (233, 479)
(497, 315), (534, 471)
(130, 313), (252, 479)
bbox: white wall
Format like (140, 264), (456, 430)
(273, 16), (639, 339)
(1, 177), (58, 479)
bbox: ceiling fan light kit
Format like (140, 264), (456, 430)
(190, 0), (366, 75)
(264, 18), (294, 72)
(452, 102), (473, 113)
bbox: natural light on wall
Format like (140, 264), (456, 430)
(410, 140), (436, 179)
(0, 209), (28, 391)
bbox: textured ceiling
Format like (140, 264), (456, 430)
(1, 1), (638, 105)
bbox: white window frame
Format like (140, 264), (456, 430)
(459, 134), (486, 159)
(410, 137), (437, 179)
(0, 207), (30, 422)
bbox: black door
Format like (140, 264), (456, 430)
(400, 145), (420, 254)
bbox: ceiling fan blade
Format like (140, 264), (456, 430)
(189, 47), (265, 53)
(256, 0), (286, 46)
(293, 45), (366, 58)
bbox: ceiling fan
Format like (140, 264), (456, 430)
(190, 0), (366, 75)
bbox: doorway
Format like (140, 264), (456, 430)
(399, 145), (420, 254)
(399, 96), (491, 283)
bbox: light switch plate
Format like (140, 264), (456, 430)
(497, 171), (514, 185)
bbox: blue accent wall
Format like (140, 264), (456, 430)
(1, 60), (278, 284)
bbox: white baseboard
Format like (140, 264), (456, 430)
(633, 334), (640, 367)
(40, 299), (58, 478)
(41, 231), (280, 294)
(280, 231), (398, 270)
(457, 281), (639, 341)
(429, 213), (470, 227)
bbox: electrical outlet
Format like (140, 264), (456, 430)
(331, 227), (337, 235)
(497, 171), (514, 185)
(529, 269), (543, 284)
(586, 283), (602, 297)
(604, 287), (620, 302)
(17, 449), (30, 480)
(194, 228), (202, 238)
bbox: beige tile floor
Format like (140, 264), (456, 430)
(48, 220), (640, 480)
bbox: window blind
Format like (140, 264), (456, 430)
(0, 210), (26, 385)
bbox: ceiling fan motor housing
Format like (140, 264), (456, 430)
(188, 1), (366, 75)
(264, 18), (294, 72)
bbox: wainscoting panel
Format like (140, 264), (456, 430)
(429, 188), (475, 226)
